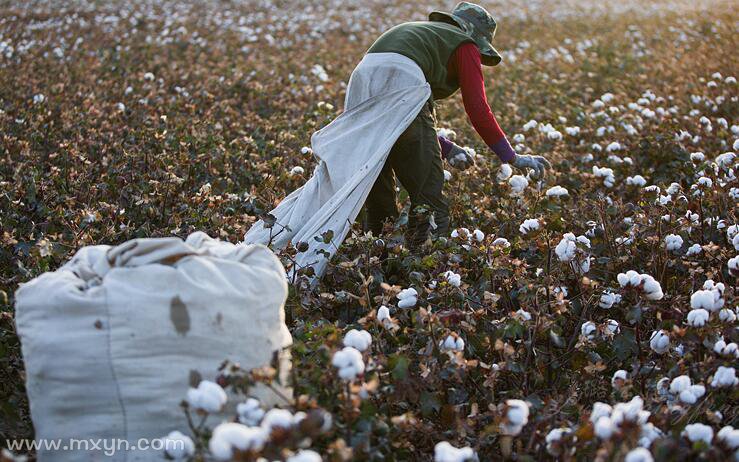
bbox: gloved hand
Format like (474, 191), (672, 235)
(512, 154), (551, 178)
(443, 141), (476, 170)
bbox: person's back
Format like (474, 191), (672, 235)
(368, 21), (474, 100)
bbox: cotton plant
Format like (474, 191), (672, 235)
(555, 232), (592, 274)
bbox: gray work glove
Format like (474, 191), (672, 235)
(445, 143), (476, 170)
(512, 154), (551, 178)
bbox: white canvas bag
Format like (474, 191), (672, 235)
(15, 232), (292, 461)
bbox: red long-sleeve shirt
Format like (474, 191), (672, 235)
(442, 42), (516, 162)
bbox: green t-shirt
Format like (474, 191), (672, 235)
(367, 21), (476, 100)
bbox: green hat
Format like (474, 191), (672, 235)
(429, 2), (502, 66)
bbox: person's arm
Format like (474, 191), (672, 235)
(453, 43), (516, 163)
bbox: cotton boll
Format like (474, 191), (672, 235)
(594, 416), (616, 440)
(472, 229), (485, 242)
(519, 218), (540, 234)
(343, 329), (372, 352)
(515, 309), (532, 321)
(555, 233), (577, 262)
(397, 287), (418, 308)
(599, 291), (622, 309)
(500, 399), (530, 436)
(625, 447), (654, 462)
(546, 185), (569, 197)
(711, 366), (738, 387)
(664, 234), (683, 251)
(718, 308), (736, 323)
(287, 450), (322, 462)
(581, 321), (597, 340)
(626, 175), (647, 186)
(641, 275), (664, 300)
(209, 423), (267, 460)
(590, 402), (613, 423)
(691, 289), (715, 311)
(545, 428), (571, 456)
(686, 243), (702, 256)
(639, 422), (663, 448)
(593, 165), (616, 187)
(261, 408), (301, 432)
(492, 237), (510, 247)
(687, 309), (710, 327)
(444, 170), (452, 181)
(439, 334), (465, 352)
(331, 347), (365, 381)
(728, 255), (739, 275)
(508, 175), (529, 195)
(717, 426), (739, 450)
(289, 166), (304, 176)
(163, 431), (195, 461)
(237, 398), (265, 426)
(716, 152), (736, 168)
(377, 305), (393, 328)
(649, 330), (670, 354)
(612, 370), (628, 389)
(604, 319), (620, 335)
(682, 423), (713, 444)
(497, 164), (513, 181)
(443, 271), (462, 287)
(187, 380), (228, 413)
(433, 441), (476, 462)
(523, 119), (538, 131)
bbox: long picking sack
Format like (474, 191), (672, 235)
(245, 52), (432, 279)
(15, 232), (292, 461)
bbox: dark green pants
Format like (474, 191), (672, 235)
(364, 99), (449, 247)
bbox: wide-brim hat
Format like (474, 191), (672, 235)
(429, 1), (502, 66)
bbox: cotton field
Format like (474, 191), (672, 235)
(1, 0), (738, 460)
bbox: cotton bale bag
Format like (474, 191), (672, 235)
(15, 232), (292, 461)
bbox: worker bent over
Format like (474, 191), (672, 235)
(363, 2), (550, 247)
